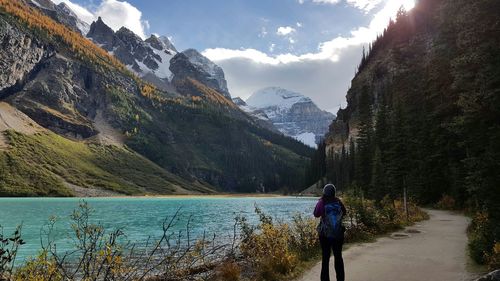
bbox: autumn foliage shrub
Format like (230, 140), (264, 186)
(13, 251), (63, 281)
(215, 260), (241, 281)
(289, 214), (320, 260)
(485, 243), (500, 270)
(342, 192), (429, 242)
(435, 194), (457, 210)
(237, 198), (428, 280)
(238, 208), (299, 281)
(468, 211), (495, 265)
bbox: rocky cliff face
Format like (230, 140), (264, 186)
(324, 1), (439, 154)
(170, 51), (231, 100)
(0, 14), (135, 138)
(181, 49), (231, 99)
(245, 87), (335, 147)
(0, 17), (48, 94)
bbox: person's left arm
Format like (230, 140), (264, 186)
(314, 198), (324, 218)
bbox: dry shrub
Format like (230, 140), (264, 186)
(13, 251), (63, 281)
(468, 211), (493, 265)
(343, 193), (429, 243)
(344, 224), (373, 243)
(215, 260), (241, 281)
(486, 242), (500, 270)
(242, 223), (298, 280)
(289, 214), (319, 260)
(237, 206), (299, 281)
(435, 194), (456, 210)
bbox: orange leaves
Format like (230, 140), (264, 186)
(140, 83), (157, 99)
(0, 0), (126, 73)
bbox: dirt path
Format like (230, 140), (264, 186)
(298, 210), (477, 281)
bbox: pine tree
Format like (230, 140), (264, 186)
(354, 88), (373, 193)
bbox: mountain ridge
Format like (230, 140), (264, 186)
(0, 0), (313, 195)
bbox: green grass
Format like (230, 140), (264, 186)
(0, 130), (213, 196)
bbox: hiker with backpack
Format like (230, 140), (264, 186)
(314, 184), (346, 281)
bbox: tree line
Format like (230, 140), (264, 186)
(306, 0), (499, 267)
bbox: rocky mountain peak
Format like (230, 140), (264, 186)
(145, 35), (164, 50)
(116, 26), (141, 42)
(232, 97), (247, 107)
(159, 36), (177, 52)
(86, 18), (177, 89)
(169, 49), (231, 99)
(146, 35), (177, 53)
(87, 17), (115, 50)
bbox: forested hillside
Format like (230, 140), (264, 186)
(0, 0), (313, 195)
(308, 0), (500, 267)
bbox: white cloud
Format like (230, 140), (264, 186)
(311, 0), (341, 4)
(296, 22), (303, 27)
(95, 0), (148, 39)
(347, 0), (384, 12)
(304, 0), (385, 13)
(276, 26), (296, 36)
(259, 27), (268, 38)
(206, 0), (415, 64)
(203, 0), (416, 111)
(269, 43), (276, 52)
(50, 0), (149, 39)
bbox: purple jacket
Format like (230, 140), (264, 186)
(314, 197), (347, 218)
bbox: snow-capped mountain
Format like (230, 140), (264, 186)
(28, 0), (90, 35)
(85, 17), (231, 99)
(87, 17), (177, 90)
(245, 87), (335, 147)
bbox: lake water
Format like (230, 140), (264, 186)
(0, 196), (318, 263)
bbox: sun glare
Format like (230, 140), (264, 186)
(402, 0), (416, 11)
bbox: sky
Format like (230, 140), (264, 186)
(51, 0), (416, 113)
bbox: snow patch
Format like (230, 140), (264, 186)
(30, 0), (42, 7)
(150, 46), (175, 81)
(76, 21), (90, 35)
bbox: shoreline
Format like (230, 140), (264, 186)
(0, 193), (320, 199)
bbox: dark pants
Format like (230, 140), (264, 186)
(319, 235), (345, 281)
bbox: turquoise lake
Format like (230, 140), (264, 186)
(0, 196), (319, 263)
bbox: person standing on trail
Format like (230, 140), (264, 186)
(314, 184), (346, 281)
